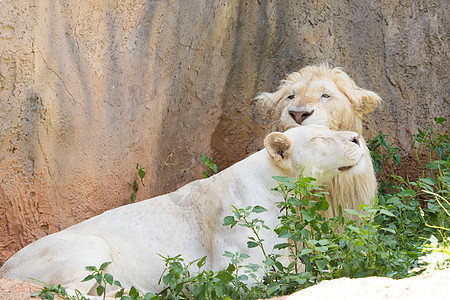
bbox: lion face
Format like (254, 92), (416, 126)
(265, 125), (366, 183)
(257, 64), (382, 134)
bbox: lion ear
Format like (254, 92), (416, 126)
(333, 69), (382, 116)
(352, 88), (382, 115)
(255, 91), (279, 110)
(264, 132), (293, 164)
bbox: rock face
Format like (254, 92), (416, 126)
(0, 0), (448, 264)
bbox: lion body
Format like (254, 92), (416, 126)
(0, 125), (366, 295)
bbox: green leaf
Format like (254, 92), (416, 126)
(354, 240), (365, 247)
(226, 263), (235, 273)
(170, 261), (183, 274)
(273, 243), (291, 250)
(379, 209), (396, 217)
(318, 239), (330, 245)
(81, 274), (94, 282)
(215, 286), (224, 298)
(266, 282), (280, 295)
(114, 280), (122, 287)
(94, 273), (102, 284)
(115, 288), (124, 298)
(223, 216), (236, 227)
(96, 285), (104, 296)
(99, 261), (112, 271)
(420, 177), (437, 186)
(46, 292), (55, 300)
(162, 274), (171, 286)
(175, 282), (184, 293)
(252, 205), (268, 213)
(223, 251), (234, 258)
(344, 209), (360, 216)
(315, 259), (327, 272)
(434, 117), (446, 125)
(386, 197), (401, 205)
(237, 274), (248, 281)
(300, 248), (313, 255)
(347, 225), (361, 234)
(216, 269), (234, 282)
(197, 256), (207, 269)
(382, 227), (396, 234)
(104, 273), (114, 285)
(144, 292), (159, 300)
(301, 211), (314, 222)
(129, 286), (139, 298)
(247, 241), (259, 248)
(85, 266), (96, 272)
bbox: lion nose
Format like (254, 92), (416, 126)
(289, 110), (314, 125)
(351, 135), (360, 146)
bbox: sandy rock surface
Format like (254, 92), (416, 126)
(0, 277), (65, 300)
(275, 268), (450, 300)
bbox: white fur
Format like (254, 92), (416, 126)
(0, 125), (365, 295)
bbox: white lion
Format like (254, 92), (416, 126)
(256, 64), (382, 217)
(0, 125), (366, 295)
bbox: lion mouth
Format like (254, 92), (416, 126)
(338, 165), (354, 171)
(338, 156), (362, 172)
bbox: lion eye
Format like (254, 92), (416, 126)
(321, 93), (331, 99)
(287, 94), (295, 100)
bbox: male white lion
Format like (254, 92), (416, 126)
(0, 125), (366, 295)
(256, 64), (382, 217)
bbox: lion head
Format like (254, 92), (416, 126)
(264, 125), (366, 184)
(256, 64), (382, 134)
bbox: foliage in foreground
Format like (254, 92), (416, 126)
(33, 118), (449, 299)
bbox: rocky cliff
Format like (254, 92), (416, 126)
(0, 0), (448, 264)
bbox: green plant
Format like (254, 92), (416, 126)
(30, 280), (87, 300)
(411, 187), (450, 275)
(32, 262), (157, 300)
(81, 261), (123, 299)
(131, 163), (146, 203)
(200, 155), (218, 178)
(411, 117), (448, 164)
(223, 205), (270, 263)
(156, 252), (261, 299)
(367, 132), (401, 190)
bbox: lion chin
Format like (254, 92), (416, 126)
(0, 125), (364, 296)
(256, 63), (381, 218)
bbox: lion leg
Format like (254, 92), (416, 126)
(1, 231), (114, 296)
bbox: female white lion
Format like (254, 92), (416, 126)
(0, 125), (366, 295)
